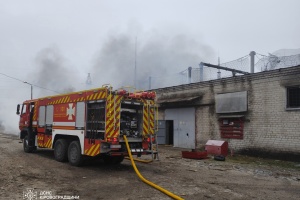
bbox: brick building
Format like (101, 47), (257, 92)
(153, 65), (300, 159)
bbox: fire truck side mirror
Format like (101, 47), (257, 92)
(16, 104), (20, 115)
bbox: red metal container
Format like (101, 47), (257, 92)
(205, 140), (228, 156)
(181, 151), (208, 159)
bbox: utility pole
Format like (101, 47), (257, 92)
(134, 37), (137, 89)
(217, 56), (221, 79)
(188, 67), (192, 83)
(23, 81), (33, 99)
(199, 63), (204, 81)
(250, 51), (256, 73)
(148, 76), (151, 90)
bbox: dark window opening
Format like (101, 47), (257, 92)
(287, 86), (300, 109)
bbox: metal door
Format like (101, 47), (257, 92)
(165, 108), (195, 149)
(157, 120), (167, 144)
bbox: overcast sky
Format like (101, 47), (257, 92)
(0, 0), (300, 133)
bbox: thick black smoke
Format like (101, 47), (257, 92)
(92, 34), (135, 88)
(34, 47), (79, 97)
(91, 32), (215, 90)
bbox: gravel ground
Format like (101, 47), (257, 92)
(0, 132), (300, 200)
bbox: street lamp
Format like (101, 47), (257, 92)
(23, 81), (33, 100)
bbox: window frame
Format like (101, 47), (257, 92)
(286, 86), (300, 111)
(21, 104), (28, 115)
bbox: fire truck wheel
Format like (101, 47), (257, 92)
(68, 141), (83, 166)
(54, 139), (68, 162)
(103, 156), (124, 164)
(23, 135), (34, 153)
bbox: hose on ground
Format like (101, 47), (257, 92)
(125, 157), (153, 163)
(123, 135), (184, 200)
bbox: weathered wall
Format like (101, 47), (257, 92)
(155, 66), (300, 156)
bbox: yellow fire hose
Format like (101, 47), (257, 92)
(123, 135), (184, 200)
(125, 157), (153, 163)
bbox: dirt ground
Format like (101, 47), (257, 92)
(0, 132), (300, 200)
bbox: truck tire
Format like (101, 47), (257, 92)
(103, 155), (124, 164)
(68, 141), (83, 166)
(54, 139), (68, 162)
(23, 135), (34, 153)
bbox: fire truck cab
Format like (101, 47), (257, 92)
(16, 86), (157, 166)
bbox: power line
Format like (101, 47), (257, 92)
(0, 72), (25, 83)
(220, 54), (249, 66)
(256, 52), (268, 57)
(0, 72), (61, 94)
(31, 84), (61, 94)
(255, 55), (263, 65)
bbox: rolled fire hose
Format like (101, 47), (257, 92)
(123, 135), (184, 200)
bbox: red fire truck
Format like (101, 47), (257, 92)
(16, 86), (157, 166)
